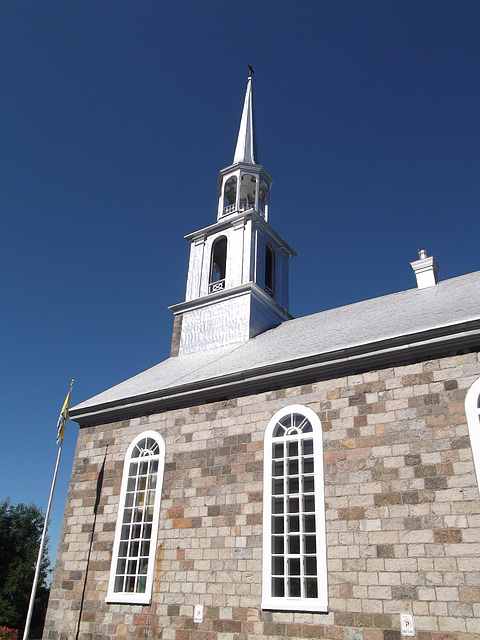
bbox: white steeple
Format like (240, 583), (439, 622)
(169, 71), (295, 356)
(233, 73), (255, 164)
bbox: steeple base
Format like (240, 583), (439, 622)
(169, 284), (292, 356)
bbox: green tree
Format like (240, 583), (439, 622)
(0, 499), (50, 637)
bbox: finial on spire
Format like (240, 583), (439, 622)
(248, 64), (254, 77)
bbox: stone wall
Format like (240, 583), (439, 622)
(44, 351), (480, 640)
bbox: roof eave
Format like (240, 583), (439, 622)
(69, 319), (480, 427)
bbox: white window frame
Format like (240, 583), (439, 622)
(465, 378), (480, 491)
(262, 404), (328, 612)
(106, 430), (165, 604)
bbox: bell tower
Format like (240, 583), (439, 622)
(169, 72), (295, 356)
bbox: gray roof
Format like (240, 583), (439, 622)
(70, 270), (480, 425)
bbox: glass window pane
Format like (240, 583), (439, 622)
(273, 461), (283, 476)
(129, 462), (138, 476)
(272, 517), (284, 534)
(303, 476), (315, 493)
(288, 515), (300, 532)
(273, 443), (284, 458)
(288, 477), (299, 494)
(272, 556), (284, 575)
(288, 459), (299, 475)
(303, 458), (314, 474)
(272, 577), (285, 597)
(116, 559), (126, 574)
(114, 576), (124, 592)
(292, 414), (305, 429)
(305, 557), (317, 575)
(289, 558), (300, 575)
(137, 576), (147, 593)
(272, 536), (284, 554)
(304, 514), (316, 533)
(304, 535), (317, 554)
(289, 578), (301, 597)
(288, 497), (299, 513)
(288, 536), (300, 554)
(140, 541), (150, 556)
(145, 507), (154, 522)
(273, 479), (284, 495)
(273, 425), (285, 438)
(272, 498), (284, 514)
(287, 441), (298, 457)
(303, 495), (315, 513)
(302, 440), (313, 455)
(306, 578), (318, 598)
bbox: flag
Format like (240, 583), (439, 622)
(56, 380), (74, 444)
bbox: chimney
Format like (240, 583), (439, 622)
(410, 249), (439, 289)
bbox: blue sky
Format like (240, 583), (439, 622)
(1, 1), (479, 574)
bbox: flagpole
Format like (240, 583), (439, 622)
(23, 380), (74, 640)
(23, 443), (63, 640)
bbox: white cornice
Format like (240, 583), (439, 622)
(184, 209), (296, 256)
(168, 281), (293, 318)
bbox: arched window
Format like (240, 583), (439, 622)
(106, 431), (165, 604)
(223, 176), (237, 215)
(465, 378), (480, 491)
(209, 236), (227, 293)
(262, 405), (328, 612)
(240, 173), (257, 211)
(265, 244), (275, 297)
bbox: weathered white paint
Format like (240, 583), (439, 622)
(176, 285), (291, 355)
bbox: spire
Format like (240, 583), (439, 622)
(233, 71), (255, 164)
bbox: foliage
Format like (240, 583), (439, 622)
(0, 626), (17, 638)
(0, 500), (50, 638)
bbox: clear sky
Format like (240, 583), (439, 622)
(1, 1), (479, 574)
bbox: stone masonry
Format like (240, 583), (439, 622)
(44, 350), (480, 640)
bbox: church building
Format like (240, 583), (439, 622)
(44, 74), (480, 640)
